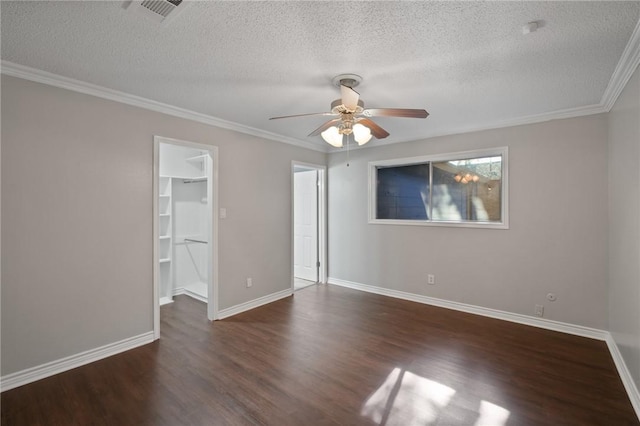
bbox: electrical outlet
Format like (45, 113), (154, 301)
(427, 274), (435, 285)
(246, 277), (252, 288)
(535, 304), (544, 317)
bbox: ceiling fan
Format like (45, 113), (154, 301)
(269, 74), (429, 148)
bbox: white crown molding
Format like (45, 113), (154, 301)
(349, 102), (608, 152)
(333, 17), (640, 154)
(602, 17), (640, 112)
(0, 61), (327, 153)
(5, 20), (640, 157)
(0, 331), (154, 392)
(328, 277), (607, 340)
(424, 103), (608, 142)
(217, 288), (292, 320)
(0, 60), (607, 156)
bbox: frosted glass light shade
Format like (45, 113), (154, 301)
(353, 123), (372, 145)
(321, 126), (343, 147)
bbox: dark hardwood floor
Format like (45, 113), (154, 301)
(2, 285), (638, 425)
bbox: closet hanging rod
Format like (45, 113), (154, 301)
(184, 238), (208, 244)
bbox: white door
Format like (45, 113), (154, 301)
(294, 170), (318, 281)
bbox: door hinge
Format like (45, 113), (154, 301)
(317, 261), (321, 267)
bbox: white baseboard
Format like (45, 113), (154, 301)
(328, 277), (640, 420)
(159, 288), (186, 305)
(4, 282), (638, 421)
(217, 288), (292, 320)
(606, 334), (640, 419)
(159, 296), (174, 306)
(328, 277), (607, 340)
(171, 286), (207, 303)
(0, 331), (155, 392)
(184, 288), (207, 303)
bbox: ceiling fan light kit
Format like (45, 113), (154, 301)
(321, 121), (373, 147)
(269, 74), (429, 148)
(320, 126), (343, 147)
(353, 123), (373, 145)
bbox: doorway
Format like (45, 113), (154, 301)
(292, 162), (326, 291)
(153, 136), (219, 339)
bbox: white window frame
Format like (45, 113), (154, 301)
(368, 147), (509, 229)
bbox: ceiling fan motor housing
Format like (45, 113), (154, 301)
(331, 98), (364, 114)
(339, 119), (354, 135)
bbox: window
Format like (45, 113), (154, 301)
(369, 147), (508, 228)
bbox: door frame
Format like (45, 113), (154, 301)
(291, 161), (327, 290)
(153, 136), (219, 340)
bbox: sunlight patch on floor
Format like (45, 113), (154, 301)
(361, 367), (456, 425)
(475, 400), (510, 425)
(361, 367), (510, 425)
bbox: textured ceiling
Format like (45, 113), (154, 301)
(2, 1), (639, 150)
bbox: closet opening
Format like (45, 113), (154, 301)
(153, 136), (219, 339)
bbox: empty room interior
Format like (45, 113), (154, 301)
(2, 1), (640, 425)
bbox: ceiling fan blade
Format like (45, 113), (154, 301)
(269, 112), (337, 120)
(308, 118), (342, 137)
(358, 118), (390, 139)
(341, 85), (360, 111)
(362, 108), (429, 118)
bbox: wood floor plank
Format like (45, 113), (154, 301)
(2, 284), (638, 425)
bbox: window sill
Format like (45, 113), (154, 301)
(368, 219), (509, 229)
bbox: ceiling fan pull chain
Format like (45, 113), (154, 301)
(347, 134), (350, 167)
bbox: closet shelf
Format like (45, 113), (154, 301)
(182, 177), (207, 183)
(160, 174), (207, 180)
(158, 148), (209, 305)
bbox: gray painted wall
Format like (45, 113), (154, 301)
(3, 67), (638, 391)
(328, 114), (609, 329)
(608, 64), (640, 388)
(1, 75), (325, 375)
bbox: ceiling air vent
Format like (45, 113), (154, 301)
(141, 0), (181, 18)
(126, 0), (190, 25)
